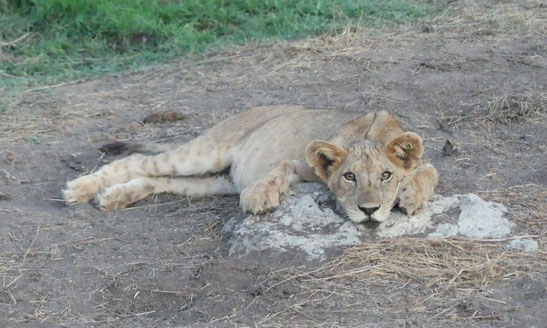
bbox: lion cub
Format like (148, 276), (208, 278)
(63, 105), (438, 223)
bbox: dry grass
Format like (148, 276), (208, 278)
(479, 184), (547, 227)
(325, 237), (545, 288)
(258, 236), (546, 324)
(443, 92), (546, 128)
(485, 93), (546, 124)
(432, 0), (547, 37)
(290, 238), (539, 288)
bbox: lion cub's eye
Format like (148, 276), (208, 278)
(343, 172), (356, 181)
(380, 171), (392, 181)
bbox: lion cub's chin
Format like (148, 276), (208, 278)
(345, 207), (391, 224)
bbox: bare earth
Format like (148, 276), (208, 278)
(1, 1), (546, 327)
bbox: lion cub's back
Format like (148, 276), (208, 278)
(230, 109), (361, 191)
(201, 104), (306, 144)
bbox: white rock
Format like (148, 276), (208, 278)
(375, 208), (433, 238)
(228, 184), (362, 260)
(506, 238), (539, 252)
(428, 223), (458, 237)
(428, 193), (513, 238)
(226, 183), (515, 260)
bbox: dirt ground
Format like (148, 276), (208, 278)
(1, 1), (546, 327)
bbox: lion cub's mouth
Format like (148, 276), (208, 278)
(362, 220), (382, 229)
(348, 213), (382, 225)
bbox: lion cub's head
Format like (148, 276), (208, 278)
(305, 132), (424, 223)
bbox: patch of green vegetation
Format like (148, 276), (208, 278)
(0, 0), (439, 90)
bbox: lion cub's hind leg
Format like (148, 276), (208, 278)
(63, 137), (233, 205)
(63, 152), (150, 205)
(97, 175), (236, 210)
(397, 162), (439, 215)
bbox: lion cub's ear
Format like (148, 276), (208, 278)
(305, 140), (348, 182)
(382, 132), (424, 170)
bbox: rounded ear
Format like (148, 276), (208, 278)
(382, 132), (424, 170)
(305, 140), (348, 182)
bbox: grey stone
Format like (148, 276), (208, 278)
(226, 183), (514, 261)
(506, 238), (539, 253)
(428, 193), (513, 238)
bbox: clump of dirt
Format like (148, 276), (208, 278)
(142, 111), (186, 124)
(99, 141), (143, 156)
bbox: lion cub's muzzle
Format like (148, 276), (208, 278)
(358, 205), (380, 216)
(359, 205), (383, 222)
(347, 205), (382, 223)
(346, 203), (392, 224)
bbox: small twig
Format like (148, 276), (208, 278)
(13, 225), (40, 269)
(151, 289), (184, 295)
(131, 310), (156, 317)
(264, 266), (329, 293)
(204, 220), (220, 232)
(23, 80), (83, 93)
(6, 290), (17, 305)
(0, 33), (30, 47)
(478, 296), (507, 305)
(5, 273), (23, 289)
(122, 199), (185, 210)
(428, 304), (456, 320)
(446, 234), (544, 242)
(258, 291), (334, 325)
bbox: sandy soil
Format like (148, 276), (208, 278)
(1, 1), (546, 327)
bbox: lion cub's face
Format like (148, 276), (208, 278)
(306, 133), (424, 223)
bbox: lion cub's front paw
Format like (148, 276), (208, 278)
(398, 185), (426, 216)
(63, 175), (102, 205)
(240, 181), (281, 215)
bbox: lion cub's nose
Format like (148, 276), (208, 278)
(359, 206), (380, 216)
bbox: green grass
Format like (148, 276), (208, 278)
(0, 0), (438, 91)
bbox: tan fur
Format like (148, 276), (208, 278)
(63, 105), (438, 222)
